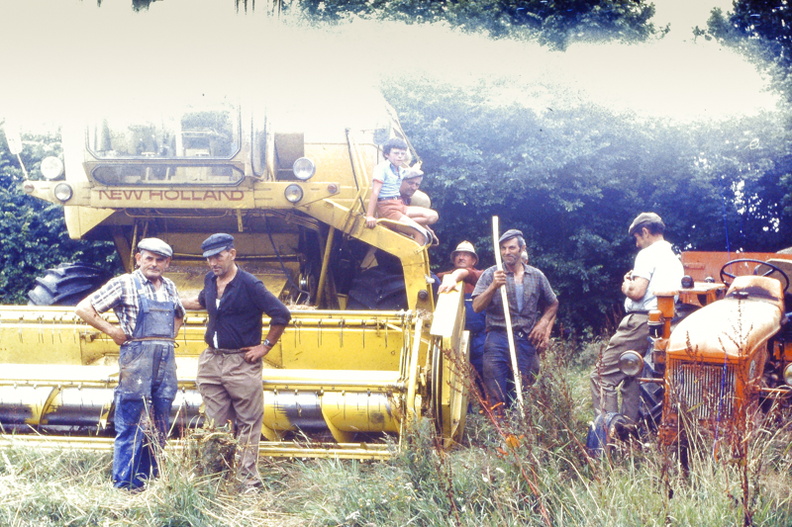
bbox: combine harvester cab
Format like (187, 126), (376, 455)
(1, 90), (469, 458)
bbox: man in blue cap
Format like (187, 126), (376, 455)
(182, 233), (291, 491)
(76, 237), (184, 491)
(472, 229), (558, 414)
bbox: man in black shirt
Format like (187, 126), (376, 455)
(183, 233), (291, 490)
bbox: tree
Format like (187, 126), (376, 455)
(297, 0), (657, 49)
(384, 78), (792, 334)
(0, 128), (119, 304)
(706, 2), (792, 66)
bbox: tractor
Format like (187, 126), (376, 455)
(589, 251), (792, 457)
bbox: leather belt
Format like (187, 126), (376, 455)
(491, 328), (530, 340)
(626, 311), (649, 316)
(377, 196), (401, 201)
(208, 346), (246, 355)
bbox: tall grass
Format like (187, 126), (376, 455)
(2, 339), (792, 525)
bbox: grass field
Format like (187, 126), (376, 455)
(2, 339), (792, 526)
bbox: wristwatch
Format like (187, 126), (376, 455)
(262, 338), (274, 348)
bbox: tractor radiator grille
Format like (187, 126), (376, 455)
(669, 360), (736, 420)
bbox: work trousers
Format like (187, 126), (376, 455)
(590, 313), (650, 422)
(113, 340), (177, 490)
(469, 331), (486, 386)
(196, 349), (264, 488)
(482, 330), (540, 411)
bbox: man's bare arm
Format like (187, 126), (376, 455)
(529, 300), (559, 351)
(181, 296), (202, 310)
(472, 270), (506, 312)
(438, 268), (471, 294)
(622, 271), (649, 301)
(75, 297), (128, 346)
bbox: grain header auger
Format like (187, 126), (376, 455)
(1, 89), (470, 459)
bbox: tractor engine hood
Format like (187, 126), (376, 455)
(667, 275), (784, 362)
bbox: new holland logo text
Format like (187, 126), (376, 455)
(96, 190), (245, 201)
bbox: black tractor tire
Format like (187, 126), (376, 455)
(346, 266), (408, 311)
(27, 263), (112, 306)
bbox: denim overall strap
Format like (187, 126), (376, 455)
(131, 274), (176, 339)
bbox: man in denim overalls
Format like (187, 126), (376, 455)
(76, 238), (185, 491)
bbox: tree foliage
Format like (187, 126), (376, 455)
(0, 129), (119, 304)
(705, 1), (792, 67)
(384, 79), (792, 334)
(297, 0), (657, 49)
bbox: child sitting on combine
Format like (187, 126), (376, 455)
(365, 137), (433, 245)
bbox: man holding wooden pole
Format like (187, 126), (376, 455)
(472, 228), (559, 415)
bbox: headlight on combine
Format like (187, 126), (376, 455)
(40, 156), (65, 180)
(783, 363), (792, 386)
(618, 350), (644, 377)
(53, 183), (73, 202)
(292, 157), (316, 181)
(284, 184), (303, 204)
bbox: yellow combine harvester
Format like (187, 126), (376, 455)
(0, 89), (469, 458)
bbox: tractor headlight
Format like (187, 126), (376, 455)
(284, 184), (303, 204)
(53, 183), (73, 202)
(618, 350), (644, 377)
(292, 157), (316, 181)
(783, 363), (792, 386)
(40, 156), (64, 180)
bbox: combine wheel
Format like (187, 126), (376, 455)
(27, 263), (111, 306)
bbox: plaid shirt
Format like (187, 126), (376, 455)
(472, 263), (557, 334)
(88, 269), (185, 337)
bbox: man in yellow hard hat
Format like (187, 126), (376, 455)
(438, 241), (486, 395)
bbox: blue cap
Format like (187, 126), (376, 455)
(201, 233), (234, 258)
(498, 229), (524, 245)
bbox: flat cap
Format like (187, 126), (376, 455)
(628, 212), (664, 235)
(137, 238), (173, 258)
(201, 233), (234, 258)
(498, 228), (524, 244)
(402, 167), (424, 179)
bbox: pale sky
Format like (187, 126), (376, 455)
(0, 0), (779, 128)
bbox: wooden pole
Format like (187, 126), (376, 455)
(492, 216), (524, 409)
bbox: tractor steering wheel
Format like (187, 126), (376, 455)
(719, 258), (790, 291)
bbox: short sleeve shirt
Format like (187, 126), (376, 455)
(472, 263), (557, 333)
(625, 239), (684, 312)
(372, 160), (403, 199)
(88, 269), (185, 337)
